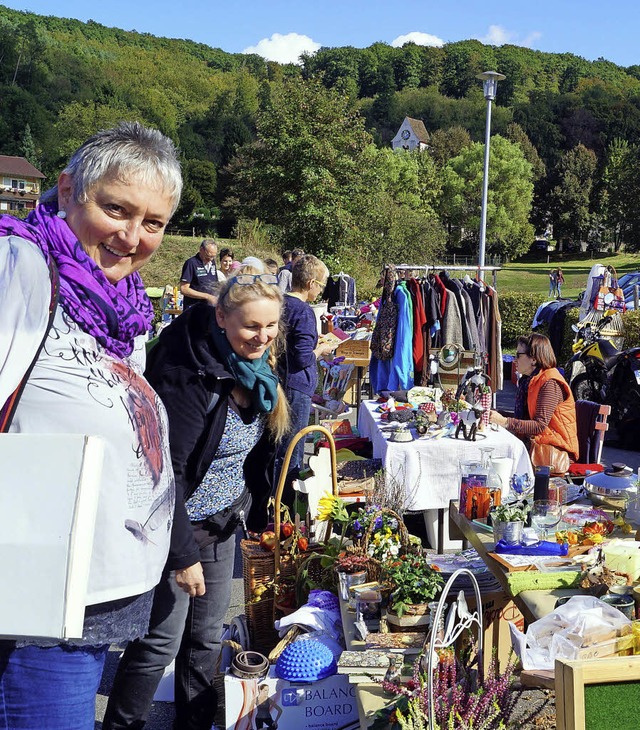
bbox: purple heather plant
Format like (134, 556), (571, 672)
(372, 646), (526, 730)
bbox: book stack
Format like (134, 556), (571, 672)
(336, 650), (391, 684)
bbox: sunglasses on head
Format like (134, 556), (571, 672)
(229, 274), (279, 286)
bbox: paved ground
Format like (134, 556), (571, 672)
(94, 380), (639, 728)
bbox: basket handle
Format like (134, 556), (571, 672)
(273, 425), (338, 582)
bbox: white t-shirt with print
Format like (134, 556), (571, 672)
(1, 236), (174, 605)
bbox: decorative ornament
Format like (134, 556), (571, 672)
(56, 210), (67, 219)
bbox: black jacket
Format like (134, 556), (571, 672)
(145, 303), (277, 571)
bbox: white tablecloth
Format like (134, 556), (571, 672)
(357, 400), (534, 511)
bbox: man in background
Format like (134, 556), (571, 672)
(179, 239), (221, 308)
(278, 247), (304, 292)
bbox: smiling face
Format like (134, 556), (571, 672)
(58, 171), (173, 284)
(216, 297), (281, 360)
(220, 255), (233, 274)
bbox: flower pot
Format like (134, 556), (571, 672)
(493, 520), (524, 546)
(337, 570), (367, 604)
(385, 603), (430, 633)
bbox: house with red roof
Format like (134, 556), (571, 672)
(0, 156), (45, 212)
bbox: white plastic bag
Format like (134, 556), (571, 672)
(509, 595), (631, 670)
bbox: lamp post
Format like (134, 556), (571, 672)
(477, 70), (505, 278)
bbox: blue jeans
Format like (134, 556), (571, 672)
(103, 532), (236, 730)
(0, 643), (108, 730)
(278, 387), (312, 475)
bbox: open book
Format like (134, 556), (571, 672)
(0, 434), (104, 640)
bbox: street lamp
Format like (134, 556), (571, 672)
(477, 70), (505, 278)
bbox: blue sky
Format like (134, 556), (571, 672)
(3, 0), (640, 68)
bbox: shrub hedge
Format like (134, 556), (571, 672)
(500, 292), (548, 348)
(622, 310), (640, 349)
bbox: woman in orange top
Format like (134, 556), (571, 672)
(490, 333), (578, 463)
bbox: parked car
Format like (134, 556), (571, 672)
(618, 272), (640, 310)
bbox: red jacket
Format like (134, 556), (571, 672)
(527, 367), (579, 460)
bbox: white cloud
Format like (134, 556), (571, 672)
(479, 24), (542, 48)
(522, 31), (543, 48)
(242, 32), (321, 65)
(391, 32), (444, 48)
(481, 25), (514, 45)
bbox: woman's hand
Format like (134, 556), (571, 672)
(489, 410), (508, 428)
(175, 562), (206, 596)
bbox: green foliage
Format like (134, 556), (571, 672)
(551, 144), (598, 244)
(383, 555), (443, 617)
(440, 135), (535, 259)
(621, 310), (640, 349)
(223, 76), (374, 253)
(8, 4), (640, 262)
(491, 501), (529, 522)
(500, 292), (547, 347)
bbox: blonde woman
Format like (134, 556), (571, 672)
(104, 268), (289, 730)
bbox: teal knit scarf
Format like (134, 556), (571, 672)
(210, 314), (279, 413)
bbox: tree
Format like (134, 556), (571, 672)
(551, 143), (597, 245)
(353, 146), (445, 267)
(439, 135), (534, 259)
(19, 123), (39, 167)
(601, 137), (633, 250)
(224, 76), (372, 253)
(428, 125), (472, 167)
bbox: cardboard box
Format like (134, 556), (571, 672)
(225, 669), (359, 730)
(464, 590), (525, 674)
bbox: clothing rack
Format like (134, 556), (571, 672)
(393, 264), (500, 290)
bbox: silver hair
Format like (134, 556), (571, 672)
(40, 121), (183, 216)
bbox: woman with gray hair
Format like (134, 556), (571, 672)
(0, 121), (182, 728)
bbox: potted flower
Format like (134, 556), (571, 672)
(334, 552), (369, 601)
(383, 555), (444, 631)
(490, 501), (529, 545)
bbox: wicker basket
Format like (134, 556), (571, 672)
(358, 507), (412, 582)
(241, 425), (339, 655)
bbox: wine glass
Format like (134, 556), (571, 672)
(531, 499), (563, 541)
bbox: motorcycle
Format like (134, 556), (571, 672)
(566, 312), (640, 448)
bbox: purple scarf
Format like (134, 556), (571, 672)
(0, 203), (153, 359)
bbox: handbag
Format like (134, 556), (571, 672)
(195, 488), (252, 544)
(370, 265), (398, 361)
(594, 267), (625, 312)
(530, 441), (571, 476)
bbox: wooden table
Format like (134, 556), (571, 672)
(449, 501), (581, 625)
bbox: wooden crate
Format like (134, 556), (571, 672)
(336, 338), (371, 361)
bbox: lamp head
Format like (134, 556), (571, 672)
(477, 70), (506, 101)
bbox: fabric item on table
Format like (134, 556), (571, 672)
(494, 540), (568, 556)
(357, 400), (533, 511)
(506, 571), (580, 596)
